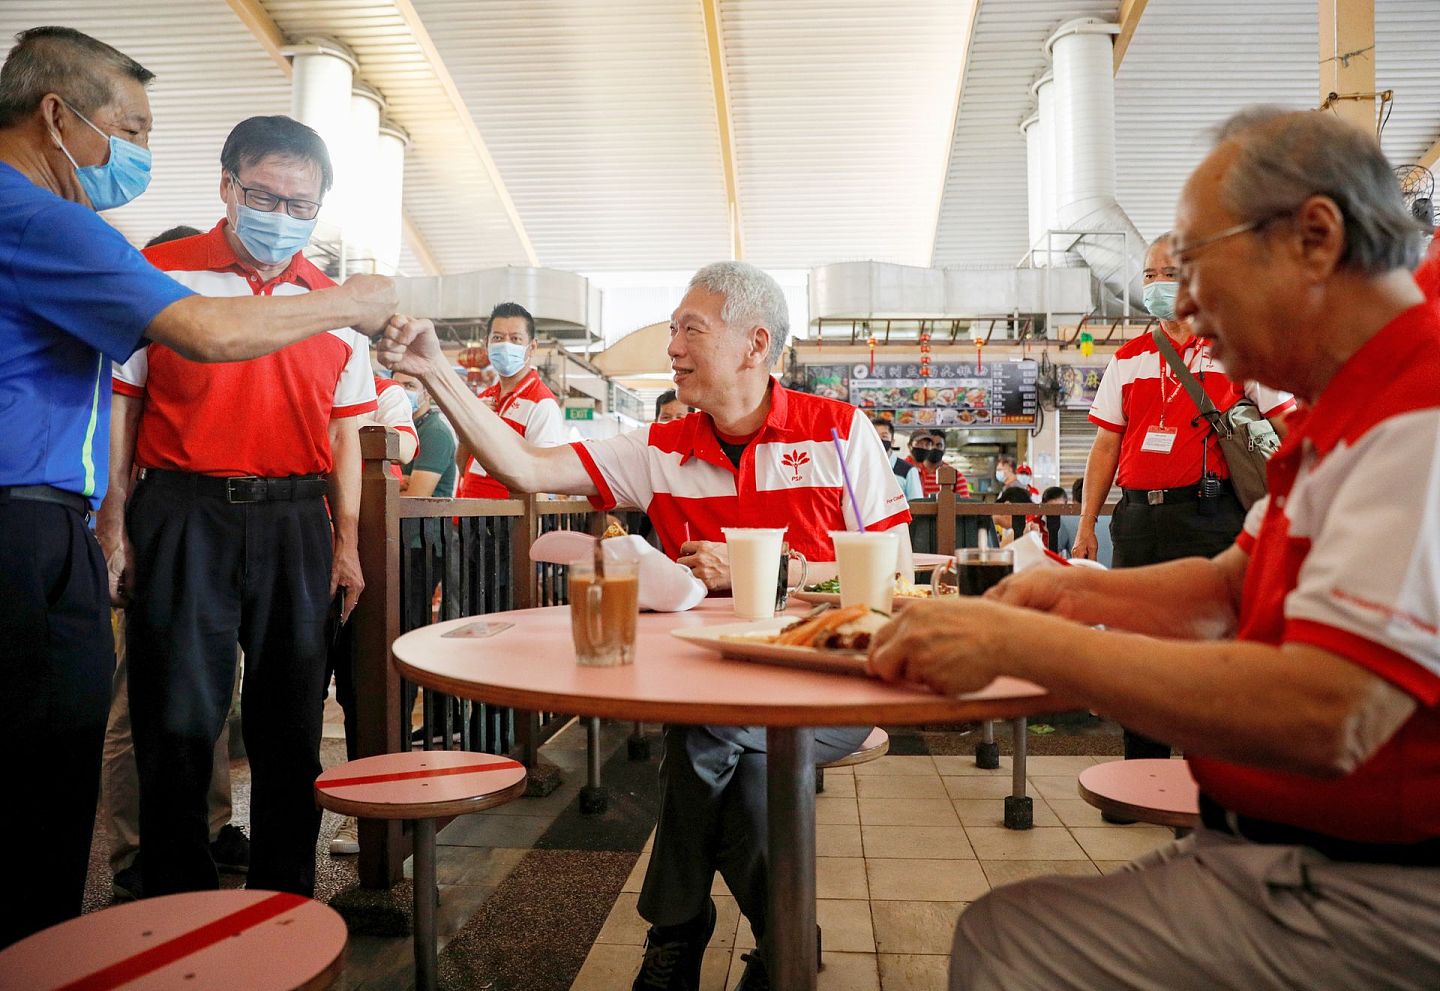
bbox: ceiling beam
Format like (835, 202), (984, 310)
(700, 0), (743, 261)
(1318, 0), (1376, 133)
(401, 214), (442, 276)
(925, 0), (982, 268)
(1113, 0), (1149, 74)
(392, 0), (539, 267)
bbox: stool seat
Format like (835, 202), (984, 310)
(0, 890), (345, 991)
(314, 750), (527, 820)
(819, 727), (889, 769)
(1078, 759), (1201, 830)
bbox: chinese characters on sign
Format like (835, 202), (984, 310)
(804, 360), (1041, 429)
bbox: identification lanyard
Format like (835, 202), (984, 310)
(1147, 339), (1204, 453)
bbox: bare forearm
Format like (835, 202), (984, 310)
(327, 420), (361, 545)
(1053, 557), (1237, 638)
(97, 394), (142, 541)
(148, 290), (365, 364)
(1079, 434), (1119, 525)
(419, 355), (593, 495)
(1004, 615), (1411, 776)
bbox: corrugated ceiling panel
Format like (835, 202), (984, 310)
(0, 0), (292, 247)
(409, 0), (731, 272)
(931, 0), (1117, 268)
(263, 0), (532, 272)
(1376, 0), (1440, 167)
(721, 0), (976, 270)
(1114, 0), (1318, 242)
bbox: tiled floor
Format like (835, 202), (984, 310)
(572, 754), (1176, 991)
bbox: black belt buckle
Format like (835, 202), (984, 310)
(225, 477), (267, 504)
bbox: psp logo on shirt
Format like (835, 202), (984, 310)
(780, 449), (811, 482)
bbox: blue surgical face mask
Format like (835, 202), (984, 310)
(1143, 280), (1179, 321)
(488, 342), (529, 378)
(404, 388), (421, 414)
(994, 468), (1006, 482)
(54, 103), (152, 212)
(232, 200), (317, 265)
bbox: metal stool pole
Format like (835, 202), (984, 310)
(413, 818), (438, 991)
(1004, 717), (1033, 829)
(976, 719), (1000, 769)
(580, 716), (608, 813)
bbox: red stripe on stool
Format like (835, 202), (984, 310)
(55, 892), (308, 991)
(316, 759), (525, 790)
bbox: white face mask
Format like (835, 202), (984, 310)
(994, 468), (1006, 482)
(1017, 473), (1033, 487)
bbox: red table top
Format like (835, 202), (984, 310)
(392, 598), (1070, 727)
(0, 890), (345, 991)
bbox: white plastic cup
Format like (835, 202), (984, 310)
(829, 530), (900, 614)
(722, 527), (788, 619)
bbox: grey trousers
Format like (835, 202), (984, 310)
(102, 611), (233, 873)
(951, 828), (1440, 991)
(637, 724), (870, 945)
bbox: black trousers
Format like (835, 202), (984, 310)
(0, 501), (113, 947)
(1110, 489), (1246, 759)
(126, 478), (332, 897)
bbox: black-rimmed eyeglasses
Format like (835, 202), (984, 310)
(229, 173), (322, 221)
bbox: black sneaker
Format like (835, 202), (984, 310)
(632, 898), (716, 991)
(210, 823), (251, 874)
(735, 951), (769, 991)
(112, 863), (144, 903)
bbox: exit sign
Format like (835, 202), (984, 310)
(565, 406), (594, 421)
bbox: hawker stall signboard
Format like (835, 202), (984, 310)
(1060, 365), (1107, 410)
(804, 360), (1039, 428)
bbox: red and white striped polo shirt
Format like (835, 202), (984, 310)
(1089, 332), (1294, 490)
(1188, 302), (1440, 843)
(459, 367), (565, 499)
(572, 379), (912, 562)
(113, 221), (376, 477)
(374, 376), (417, 481)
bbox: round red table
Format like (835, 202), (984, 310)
(0, 890), (345, 990)
(392, 598), (1072, 990)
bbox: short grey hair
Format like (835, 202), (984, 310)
(688, 261), (790, 366)
(1149, 231), (1174, 252)
(0, 27), (153, 129)
(1211, 106), (1423, 274)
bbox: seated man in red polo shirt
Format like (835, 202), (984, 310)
(97, 116), (375, 899)
(871, 108), (1440, 990)
(380, 261), (912, 991)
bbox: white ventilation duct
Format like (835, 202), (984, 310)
(1046, 19), (1147, 312)
(344, 82), (385, 268)
(285, 38), (358, 247)
(371, 121), (409, 275)
(1032, 72), (1059, 262)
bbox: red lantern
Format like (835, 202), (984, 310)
(457, 346), (488, 369)
(867, 335), (877, 375)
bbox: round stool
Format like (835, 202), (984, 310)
(816, 727), (889, 793)
(314, 751), (526, 991)
(1078, 758), (1201, 831)
(0, 890), (345, 990)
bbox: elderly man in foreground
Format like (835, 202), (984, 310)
(380, 261), (912, 990)
(872, 106), (1440, 990)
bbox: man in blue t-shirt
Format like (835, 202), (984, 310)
(0, 26), (398, 947)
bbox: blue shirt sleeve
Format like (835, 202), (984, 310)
(13, 201), (194, 363)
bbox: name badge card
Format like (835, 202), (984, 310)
(1141, 426), (1177, 454)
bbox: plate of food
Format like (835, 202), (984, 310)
(791, 577), (939, 610)
(671, 604), (888, 675)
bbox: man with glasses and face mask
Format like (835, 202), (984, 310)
(0, 28), (395, 944)
(97, 115), (379, 900)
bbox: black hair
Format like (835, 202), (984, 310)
(488, 301), (536, 342)
(994, 486), (1033, 505)
(655, 390), (679, 419)
(1071, 477), (1084, 503)
(0, 26), (153, 129)
(145, 225), (201, 249)
(1041, 485), (1067, 502)
(220, 115), (333, 193)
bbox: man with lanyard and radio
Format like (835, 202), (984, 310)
(1074, 232), (1294, 762)
(456, 301), (565, 499)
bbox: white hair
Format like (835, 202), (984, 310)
(688, 261), (790, 366)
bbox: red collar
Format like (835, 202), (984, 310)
(682, 377), (789, 470)
(199, 219), (327, 292)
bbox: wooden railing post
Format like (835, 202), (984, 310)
(352, 426), (409, 888)
(937, 465), (958, 554)
(511, 493), (538, 611)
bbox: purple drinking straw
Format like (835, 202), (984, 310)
(829, 427), (866, 531)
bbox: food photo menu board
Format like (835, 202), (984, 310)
(804, 360), (1039, 428)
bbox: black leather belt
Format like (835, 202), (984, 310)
(1199, 794), (1440, 866)
(137, 468), (327, 503)
(0, 484), (90, 515)
(1121, 478), (1233, 506)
